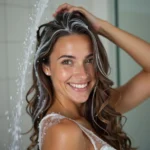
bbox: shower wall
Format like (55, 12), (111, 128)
(0, 0), (115, 149)
(118, 0), (150, 149)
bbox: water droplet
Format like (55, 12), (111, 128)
(5, 111), (9, 115)
(8, 128), (12, 133)
(29, 17), (33, 20)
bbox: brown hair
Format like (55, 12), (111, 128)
(26, 11), (136, 150)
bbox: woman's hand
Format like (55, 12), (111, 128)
(53, 3), (105, 33)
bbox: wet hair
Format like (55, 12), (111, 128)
(26, 11), (136, 150)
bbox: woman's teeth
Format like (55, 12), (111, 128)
(69, 83), (88, 89)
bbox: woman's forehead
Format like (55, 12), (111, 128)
(51, 34), (93, 57)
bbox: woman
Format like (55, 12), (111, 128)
(26, 3), (150, 150)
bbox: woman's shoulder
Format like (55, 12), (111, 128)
(39, 113), (86, 150)
(45, 116), (83, 135)
(39, 112), (84, 136)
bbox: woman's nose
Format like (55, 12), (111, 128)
(75, 65), (89, 80)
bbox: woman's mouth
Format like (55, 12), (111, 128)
(68, 82), (89, 92)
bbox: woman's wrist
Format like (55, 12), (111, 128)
(97, 19), (114, 38)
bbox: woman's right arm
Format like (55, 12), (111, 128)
(42, 119), (86, 150)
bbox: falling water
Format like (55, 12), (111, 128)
(7, 0), (49, 149)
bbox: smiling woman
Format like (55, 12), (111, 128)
(26, 3), (150, 150)
(26, 11), (132, 150)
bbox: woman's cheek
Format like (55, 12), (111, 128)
(85, 65), (95, 77)
(56, 66), (73, 81)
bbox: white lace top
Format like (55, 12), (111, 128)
(38, 112), (116, 150)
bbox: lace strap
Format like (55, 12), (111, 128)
(38, 113), (64, 149)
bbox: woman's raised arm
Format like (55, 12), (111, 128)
(98, 20), (150, 114)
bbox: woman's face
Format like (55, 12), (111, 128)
(43, 34), (96, 105)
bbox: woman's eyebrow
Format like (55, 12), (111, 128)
(57, 53), (93, 60)
(86, 53), (93, 58)
(57, 55), (76, 60)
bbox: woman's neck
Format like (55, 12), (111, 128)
(47, 98), (85, 120)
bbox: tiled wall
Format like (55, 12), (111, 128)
(118, 0), (150, 149)
(0, 0), (115, 149)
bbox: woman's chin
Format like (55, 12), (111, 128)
(70, 95), (89, 104)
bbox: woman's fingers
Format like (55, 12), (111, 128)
(53, 3), (85, 17)
(53, 4), (69, 16)
(53, 3), (102, 33)
(55, 3), (72, 13)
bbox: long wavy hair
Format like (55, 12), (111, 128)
(26, 11), (136, 150)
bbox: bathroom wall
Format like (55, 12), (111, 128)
(118, 0), (150, 149)
(0, 0), (116, 149)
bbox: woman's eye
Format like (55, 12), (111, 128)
(86, 58), (94, 64)
(61, 59), (73, 65)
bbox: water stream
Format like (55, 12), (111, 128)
(7, 0), (49, 149)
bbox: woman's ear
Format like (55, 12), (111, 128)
(42, 63), (51, 76)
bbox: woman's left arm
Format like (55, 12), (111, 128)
(99, 21), (150, 114)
